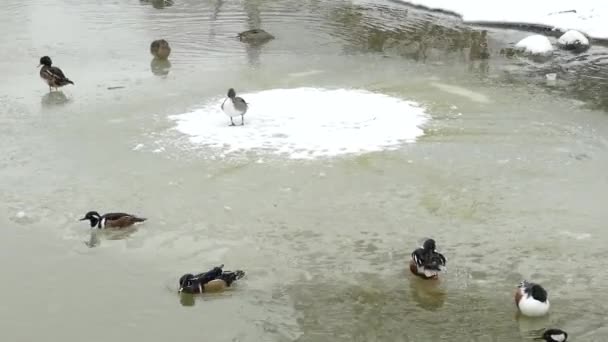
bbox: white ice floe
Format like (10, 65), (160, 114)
(169, 88), (429, 159)
(515, 35), (554, 55)
(398, 0), (608, 39)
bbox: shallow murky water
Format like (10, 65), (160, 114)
(1, 0), (608, 341)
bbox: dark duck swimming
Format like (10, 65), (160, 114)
(535, 329), (568, 342)
(38, 56), (74, 91)
(79, 211), (146, 229)
(178, 265), (245, 294)
(409, 238), (447, 279)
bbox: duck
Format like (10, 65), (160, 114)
(409, 238), (446, 279)
(515, 280), (550, 317)
(79, 211), (146, 229)
(221, 88), (248, 126)
(178, 264), (245, 294)
(38, 56), (74, 92)
(535, 329), (568, 342)
(237, 29), (275, 44)
(150, 39), (171, 59)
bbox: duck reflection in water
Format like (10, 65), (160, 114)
(41, 91), (70, 106)
(409, 274), (446, 311)
(150, 58), (171, 76)
(84, 227), (138, 248)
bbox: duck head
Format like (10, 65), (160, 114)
(178, 273), (199, 294)
(227, 88), (236, 99)
(529, 284), (548, 302)
(79, 211), (101, 227)
(39, 56), (52, 67)
(422, 238), (436, 251)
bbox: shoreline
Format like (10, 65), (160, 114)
(388, 0), (608, 45)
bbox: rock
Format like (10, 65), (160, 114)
(515, 35), (553, 56)
(150, 39), (171, 59)
(237, 29), (275, 44)
(557, 30), (590, 52)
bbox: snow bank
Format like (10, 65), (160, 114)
(398, 0), (607, 39)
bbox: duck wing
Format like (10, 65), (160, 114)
(43, 66), (74, 84)
(103, 212), (146, 226)
(103, 212), (137, 220)
(234, 97), (248, 111)
(193, 265), (225, 284)
(411, 247), (425, 266)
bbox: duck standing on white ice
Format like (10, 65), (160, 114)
(221, 88), (248, 126)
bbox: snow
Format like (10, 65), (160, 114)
(397, 0), (608, 39)
(557, 29), (590, 46)
(515, 35), (554, 55)
(169, 88), (429, 160)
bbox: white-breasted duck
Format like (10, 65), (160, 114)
(515, 280), (550, 317)
(79, 211), (146, 229)
(409, 238), (447, 279)
(38, 56), (74, 92)
(221, 88), (248, 126)
(178, 264), (245, 294)
(535, 329), (568, 342)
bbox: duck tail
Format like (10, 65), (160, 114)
(67, 79), (74, 85)
(221, 270), (245, 286)
(134, 216), (146, 222)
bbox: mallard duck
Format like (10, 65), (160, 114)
(38, 56), (74, 92)
(237, 29), (275, 43)
(515, 280), (550, 317)
(409, 238), (447, 279)
(535, 329), (568, 342)
(150, 39), (171, 59)
(79, 211), (146, 229)
(221, 88), (248, 126)
(178, 264), (245, 294)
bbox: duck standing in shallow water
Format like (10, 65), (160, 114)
(178, 265), (245, 294)
(79, 211), (146, 229)
(221, 88), (248, 126)
(534, 329), (568, 342)
(409, 238), (446, 279)
(515, 280), (550, 317)
(38, 56), (74, 92)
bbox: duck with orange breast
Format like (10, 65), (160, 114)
(409, 238), (447, 279)
(178, 264), (245, 294)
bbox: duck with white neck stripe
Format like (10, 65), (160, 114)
(79, 211), (146, 229)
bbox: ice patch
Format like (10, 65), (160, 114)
(288, 70), (325, 78)
(430, 82), (491, 103)
(169, 88), (429, 159)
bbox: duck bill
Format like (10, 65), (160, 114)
(37, 64), (42, 68)
(79, 217), (87, 221)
